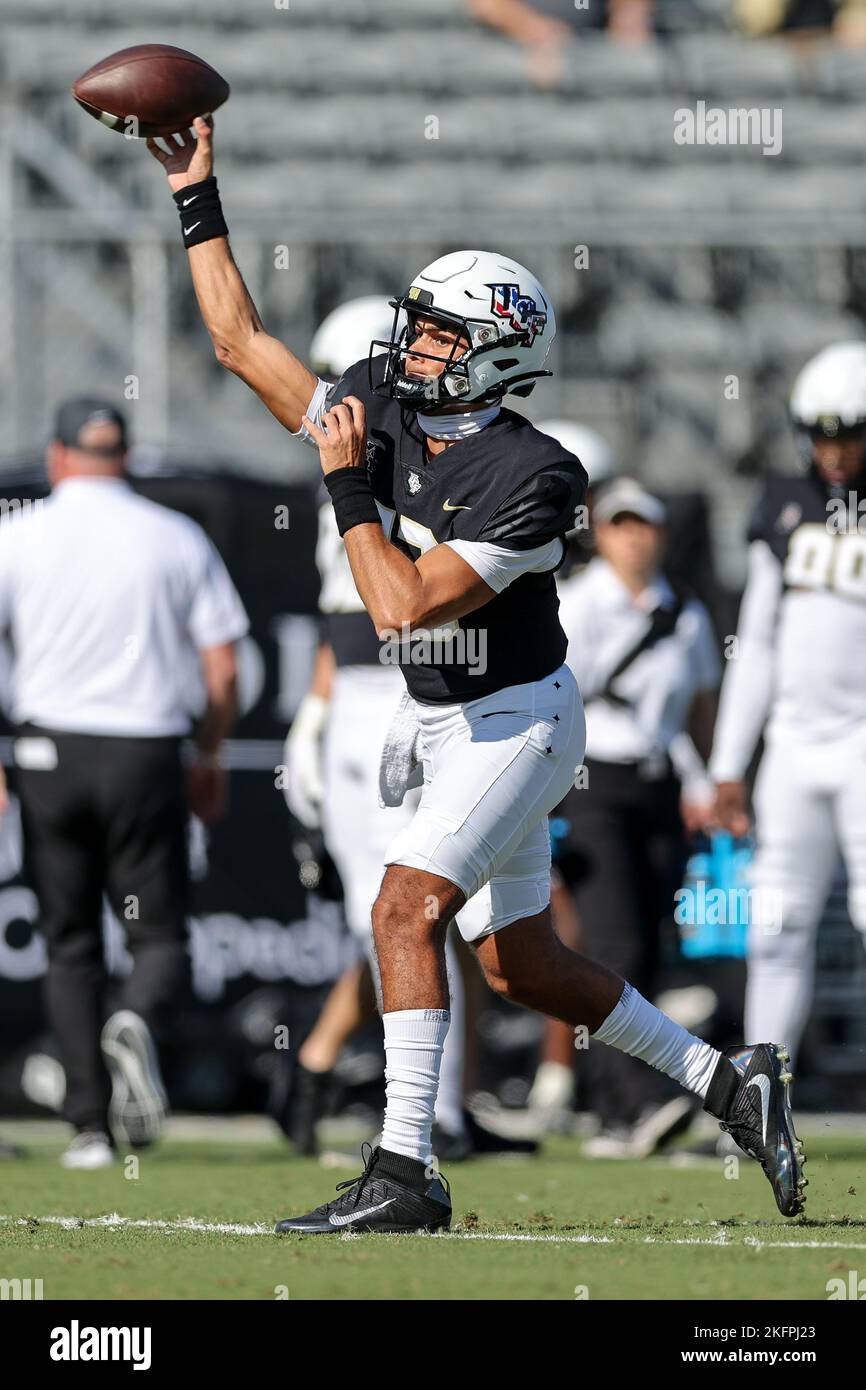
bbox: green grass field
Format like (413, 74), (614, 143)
(1, 1124), (865, 1300)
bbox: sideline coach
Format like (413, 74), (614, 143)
(0, 399), (249, 1168)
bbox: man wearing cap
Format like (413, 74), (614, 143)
(555, 477), (721, 1156)
(0, 398), (249, 1168)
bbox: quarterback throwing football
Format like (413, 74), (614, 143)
(147, 118), (807, 1231)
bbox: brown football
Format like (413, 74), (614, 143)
(72, 44), (229, 138)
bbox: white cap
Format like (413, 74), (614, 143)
(538, 419), (618, 485)
(593, 477), (667, 526)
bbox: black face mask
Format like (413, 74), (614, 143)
(370, 304), (475, 412)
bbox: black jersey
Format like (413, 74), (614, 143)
(327, 358), (587, 703)
(747, 468), (866, 602)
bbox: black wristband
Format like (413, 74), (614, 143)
(323, 467), (380, 537)
(172, 175), (229, 249)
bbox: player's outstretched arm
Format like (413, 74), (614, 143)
(147, 117), (318, 434)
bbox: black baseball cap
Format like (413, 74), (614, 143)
(53, 398), (128, 454)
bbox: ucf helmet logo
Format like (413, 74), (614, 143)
(486, 283), (547, 343)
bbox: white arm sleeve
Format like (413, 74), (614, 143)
(291, 378), (332, 447)
(708, 539), (782, 783)
(443, 537), (564, 593)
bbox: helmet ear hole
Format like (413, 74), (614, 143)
(493, 358), (519, 372)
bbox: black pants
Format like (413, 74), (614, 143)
(15, 726), (190, 1131)
(557, 757), (688, 1130)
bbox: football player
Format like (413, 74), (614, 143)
(711, 341), (866, 1066)
(147, 117), (807, 1231)
(283, 297), (532, 1160)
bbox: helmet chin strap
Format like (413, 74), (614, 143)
(417, 402), (501, 441)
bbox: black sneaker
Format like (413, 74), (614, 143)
(274, 1143), (452, 1235)
(704, 1043), (807, 1217)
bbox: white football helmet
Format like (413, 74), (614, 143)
(310, 296), (397, 381)
(790, 341), (866, 434)
(539, 419), (618, 486)
(375, 249), (556, 410)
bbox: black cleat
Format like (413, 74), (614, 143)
(704, 1043), (807, 1217)
(432, 1109), (540, 1161)
(268, 1061), (332, 1157)
(274, 1143), (452, 1235)
(287, 1064), (331, 1157)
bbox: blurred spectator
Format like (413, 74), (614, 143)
(468, 0), (654, 85)
(734, 0), (866, 40)
(0, 398), (248, 1169)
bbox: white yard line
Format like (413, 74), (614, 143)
(449, 1231), (866, 1251)
(2, 1213), (866, 1251)
(0, 1214), (272, 1236)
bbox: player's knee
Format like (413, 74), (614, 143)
(371, 887), (442, 952)
(480, 957), (542, 1008)
(481, 959), (518, 1002)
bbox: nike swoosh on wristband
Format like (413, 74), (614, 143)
(182, 196), (199, 207)
(328, 1198), (397, 1227)
(183, 222), (202, 236)
(443, 499), (472, 511)
(747, 1073), (771, 1143)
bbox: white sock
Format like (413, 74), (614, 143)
(381, 1009), (450, 1162)
(434, 937), (466, 1137)
(593, 982), (721, 1099)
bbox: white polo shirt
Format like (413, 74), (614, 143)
(558, 557), (720, 764)
(0, 477), (249, 737)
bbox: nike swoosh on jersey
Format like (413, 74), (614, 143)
(183, 222), (202, 235)
(328, 1198), (397, 1227)
(442, 499), (472, 511)
(747, 1073), (771, 1143)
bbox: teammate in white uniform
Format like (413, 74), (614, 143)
(711, 341), (866, 1065)
(525, 419), (619, 1122)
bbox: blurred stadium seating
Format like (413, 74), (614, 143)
(2, 0), (866, 588)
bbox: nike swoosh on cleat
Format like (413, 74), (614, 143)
(442, 499), (472, 511)
(328, 1198), (397, 1227)
(747, 1073), (771, 1143)
(183, 222), (202, 236)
